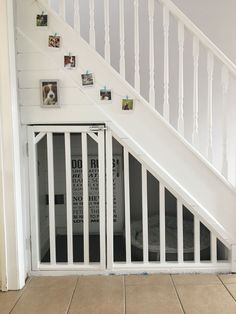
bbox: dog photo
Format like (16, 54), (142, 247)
(122, 99), (133, 110)
(48, 35), (61, 48)
(100, 89), (112, 101)
(64, 55), (76, 69)
(81, 73), (94, 87)
(40, 80), (60, 107)
(36, 14), (48, 27)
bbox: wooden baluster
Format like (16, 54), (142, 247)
(210, 233), (217, 263)
(89, 0), (96, 48)
(148, 0), (155, 107)
(207, 52), (214, 162)
(163, 6), (170, 121)
(124, 148), (131, 264)
(177, 199), (183, 263)
(104, 0), (110, 64)
(134, 0), (140, 92)
(159, 183), (166, 263)
(142, 166), (149, 263)
(178, 22), (184, 136)
(192, 37), (200, 147)
(119, 0), (125, 78)
(221, 66), (229, 178)
(59, 0), (66, 20)
(194, 217), (200, 263)
(74, 0), (80, 34)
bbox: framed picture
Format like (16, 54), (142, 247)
(36, 14), (48, 27)
(40, 80), (60, 108)
(122, 98), (133, 110)
(100, 89), (112, 101)
(64, 55), (76, 69)
(48, 35), (61, 48)
(81, 73), (94, 87)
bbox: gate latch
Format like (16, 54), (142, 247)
(89, 125), (107, 132)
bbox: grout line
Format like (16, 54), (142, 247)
(170, 275), (186, 314)
(9, 279), (32, 314)
(217, 275), (236, 303)
(66, 276), (79, 314)
(124, 275), (127, 314)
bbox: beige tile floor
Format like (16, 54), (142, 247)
(1, 274), (236, 313)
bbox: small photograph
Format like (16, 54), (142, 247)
(100, 89), (112, 101)
(40, 80), (60, 107)
(48, 35), (61, 48)
(64, 55), (76, 69)
(36, 14), (48, 27)
(81, 73), (94, 87)
(122, 98), (134, 110)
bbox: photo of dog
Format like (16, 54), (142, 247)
(81, 73), (94, 87)
(64, 55), (76, 69)
(122, 99), (133, 110)
(36, 14), (48, 27)
(40, 80), (60, 107)
(100, 89), (112, 101)
(48, 35), (61, 48)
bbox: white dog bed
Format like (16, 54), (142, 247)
(130, 215), (210, 257)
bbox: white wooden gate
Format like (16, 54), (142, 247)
(28, 125), (106, 271)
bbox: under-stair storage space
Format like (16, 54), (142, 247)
(28, 125), (230, 273)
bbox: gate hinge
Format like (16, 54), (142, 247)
(89, 125), (107, 132)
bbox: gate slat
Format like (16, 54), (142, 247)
(65, 133), (73, 264)
(160, 183), (166, 262)
(194, 217), (200, 263)
(142, 166), (149, 263)
(82, 133), (89, 265)
(124, 148), (131, 263)
(47, 133), (56, 265)
(98, 132), (106, 268)
(177, 199), (184, 263)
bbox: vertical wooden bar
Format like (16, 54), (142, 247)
(28, 128), (40, 270)
(82, 133), (89, 265)
(142, 165), (149, 263)
(106, 130), (114, 269)
(98, 131), (106, 269)
(119, 0), (125, 78)
(194, 217), (200, 263)
(148, 0), (155, 107)
(211, 233), (217, 263)
(65, 133), (73, 264)
(163, 6), (170, 121)
(47, 133), (56, 265)
(159, 183), (166, 263)
(134, 0), (140, 92)
(59, 0), (66, 20)
(177, 199), (183, 263)
(74, 0), (80, 34)
(89, 0), (96, 48)
(221, 66), (229, 178)
(124, 148), (131, 263)
(104, 0), (110, 64)
(192, 37), (200, 148)
(178, 21), (184, 136)
(207, 52), (214, 162)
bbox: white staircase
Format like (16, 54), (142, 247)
(17, 0), (236, 272)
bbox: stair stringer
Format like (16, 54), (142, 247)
(18, 0), (236, 248)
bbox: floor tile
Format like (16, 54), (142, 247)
(11, 278), (77, 314)
(28, 276), (77, 289)
(219, 274), (236, 285)
(176, 284), (236, 314)
(126, 284), (183, 314)
(0, 291), (22, 314)
(69, 276), (125, 314)
(224, 284), (236, 300)
(172, 274), (221, 286)
(125, 274), (172, 286)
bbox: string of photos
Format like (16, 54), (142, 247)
(35, 5), (135, 111)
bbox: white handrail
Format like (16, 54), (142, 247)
(158, 0), (236, 77)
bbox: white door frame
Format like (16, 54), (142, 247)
(0, 0), (26, 290)
(28, 125), (106, 272)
